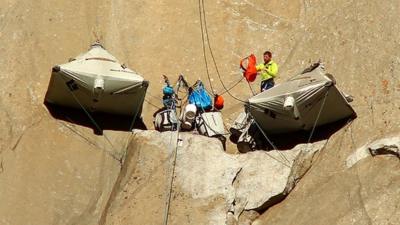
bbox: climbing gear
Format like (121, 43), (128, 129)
(163, 86), (174, 96)
(240, 54), (258, 82)
(198, 0), (247, 103)
(154, 109), (178, 132)
(188, 81), (212, 110)
(213, 94), (224, 110)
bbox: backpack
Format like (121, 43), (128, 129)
(188, 82), (212, 110)
(154, 109), (178, 132)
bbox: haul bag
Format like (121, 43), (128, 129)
(189, 83), (212, 110)
(240, 54), (257, 82)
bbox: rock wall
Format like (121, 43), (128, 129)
(0, 0), (399, 225)
(253, 134), (400, 225)
(101, 131), (326, 225)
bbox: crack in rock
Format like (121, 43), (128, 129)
(230, 141), (326, 224)
(368, 145), (399, 158)
(347, 136), (400, 168)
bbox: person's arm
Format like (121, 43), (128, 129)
(266, 62), (278, 77)
(256, 63), (264, 71)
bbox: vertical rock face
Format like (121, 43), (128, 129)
(253, 144), (400, 225)
(101, 131), (326, 225)
(0, 0), (399, 225)
(346, 136), (400, 168)
(0, 118), (127, 225)
(0, 1), (133, 223)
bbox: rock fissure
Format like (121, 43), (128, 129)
(229, 141), (327, 224)
(347, 136), (400, 168)
(368, 145), (400, 159)
(3, 1), (400, 224)
(98, 138), (140, 225)
(10, 117), (43, 152)
(231, 167), (242, 186)
(0, 158), (3, 174)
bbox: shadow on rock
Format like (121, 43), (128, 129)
(234, 117), (353, 153)
(268, 117), (352, 150)
(44, 102), (147, 135)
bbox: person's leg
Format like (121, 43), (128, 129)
(261, 79), (275, 92)
(260, 80), (267, 92)
(265, 79), (275, 90)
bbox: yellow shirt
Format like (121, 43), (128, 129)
(256, 60), (278, 81)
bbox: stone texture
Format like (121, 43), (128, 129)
(253, 153), (400, 225)
(0, 0), (399, 224)
(0, 118), (127, 225)
(347, 135), (400, 168)
(101, 131), (325, 225)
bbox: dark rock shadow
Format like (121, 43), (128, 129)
(233, 116), (356, 153)
(267, 117), (352, 151)
(44, 102), (147, 135)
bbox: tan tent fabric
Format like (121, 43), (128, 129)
(45, 43), (148, 117)
(247, 64), (355, 134)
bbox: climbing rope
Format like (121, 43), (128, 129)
(198, 0), (215, 95)
(249, 86), (332, 167)
(57, 119), (121, 162)
(61, 76), (119, 154)
(250, 115), (291, 167)
(128, 86), (147, 131)
(198, 0), (248, 103)
(307, 88), (330, 143)
(218, 76), (245, 95)
(144, 98), (161, 109)
(162, 110), (182, 225)
(247, 80), (256, 96)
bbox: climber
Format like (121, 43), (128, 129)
(256, 51), (278, 92)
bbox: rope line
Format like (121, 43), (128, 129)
(250, 115), (291, 166)
(307, 88), (329, 143)
(62, 78), (118, 153)
(249, 85), (332, 167)
(218, 76), (245, 95)
(57, 120), (121, 162)
(128, 87), (147, 132)
(162, 111), (182, 225)
(199, 0), (247, 103)
(144, 98), (161, 109)
(247, 80), (256, 96)
(198, 0), (215, 95)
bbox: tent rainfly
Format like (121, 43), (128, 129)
(45, 42), (148, 118)
(246, 63), (356, 134)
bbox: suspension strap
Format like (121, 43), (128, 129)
(62, 77), (117, 152)
(128, 82), (148, 131)
(250, 115), (291, 167)
(307, 88), (329, 143)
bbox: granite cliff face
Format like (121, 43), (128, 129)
(0, 0), (399, 224)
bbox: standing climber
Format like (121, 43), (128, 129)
(256, 51), (278, 92)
